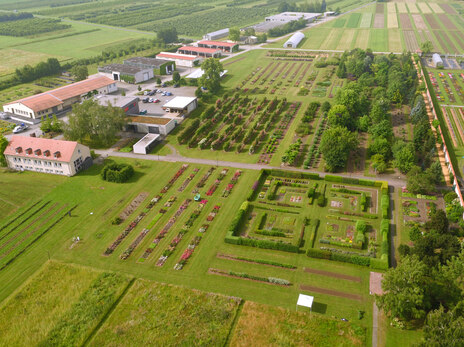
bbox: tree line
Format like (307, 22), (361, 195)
(268, 18), (307, 37)
(278, 0), (327, 13)
(0, 12), (32, 22)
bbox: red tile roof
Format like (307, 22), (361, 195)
(6, 76), (115, 112)
(156, 53), (198, 61)
(178, 46), (221, 54)
(4, 136), (79, 162)
(198, 41), (238, 47)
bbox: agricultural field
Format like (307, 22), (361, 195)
(269, 1), (464, 54)
(0, 160), (381, 345)
(166, 49), (349, 169)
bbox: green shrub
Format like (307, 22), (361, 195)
(381, 194), (389, 218)
(307, 248), (331, 259)
(324, 175), (343, 182)
(381, 240), (389, 255)
(370, 258), (389, 270)
(360, 193), (367, 211)
(255, 229), (286, 237)
(309, 219), (319, 248)
(257, 213), (267, 229)
(317, 195), (325, 207)
(101, 163), (134, 183)
(111, 217), (122, 225)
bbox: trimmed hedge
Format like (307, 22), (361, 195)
(370, 258), (389, 271)
(381, 194), (389, 218)
(307, 248), (331, 259)
(269, 169), (321, 180)
(307, 248), (371, 266)
(237, 237), (299, 253)
(360, 193), (367, 212)
(247, 169), (268, 201)
(255, 229), (286, 237)
(101, 163), (134, 183)
(309, 219), (319, 248)
(324, 175), (388, 192)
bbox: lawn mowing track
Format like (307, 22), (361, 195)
(0, 204), (65, 259)
(437, 13), (458, 30)
(399, 13), (412, 29)
(304, 267), (361, 282)
(0, 202), (59, 253)
(300, 285), (362, 301)
(0, 201), (49, 242)
(424, 14), (441, 30)
(441, 4), (457, 15)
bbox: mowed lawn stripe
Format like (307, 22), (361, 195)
(346, 13), (361, 28)
(388, 29), (403, 53)
(368, 29), (388, 51)
(354, 29), (369, 49)
(321, 28), (343, 50)
(336, 29), (355, 50)
(359, 13), (372, 28)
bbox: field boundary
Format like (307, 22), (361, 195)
(304, 267), (361, 282)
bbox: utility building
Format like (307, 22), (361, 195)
(98, 64), (153, 83)
(283, 31), (305, 48)
(123, 57), (175, 75)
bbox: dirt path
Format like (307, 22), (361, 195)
(304, 267), (361, 282)
(299, 284), (362, 301)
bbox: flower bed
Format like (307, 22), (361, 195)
(104, 213), (145, 256)
(206, 169), (228, 196)
(138, 199), (191, 261)
(120, 228), (149, 260)
(178, 168), (199, 192)
(161, 164), (189, 193)
(196, 167), (215, 188)
(221, 170), (242, 197)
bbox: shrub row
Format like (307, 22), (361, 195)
(308, 219), (319, 248)
(255, 229), (286, 237)
(228, 201), (249, 236)
(381, 194), (389, 218)
(360, 193), (367, 212)
(267, 180), (282, 200)
(306, 248), (388, 269)
(324, 175), (388, 192)
(230, 255), (296, 269)
(247, 170), (269, 201)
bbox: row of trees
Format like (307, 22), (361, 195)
(0, 12), (32, 22)
(278, 0), (327, 13)
(268, 18), (307, 37)
(0, 18), (71, 37)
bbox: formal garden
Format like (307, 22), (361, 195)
(225, 169), (390, 271)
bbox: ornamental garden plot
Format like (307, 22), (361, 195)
(225, 169), (390, 271)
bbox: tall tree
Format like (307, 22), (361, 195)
(70, 65), (88, 81)
(419, 306), (464, 347)
(320, 126), (358, 172)
(228, 27), (240, 42)
(0, 134), (8, 167)
(420, 41), (434, 54)
(64, 99), (126, 147)
(199, 58), (223, 94)
(376, 255), (431, 321)
(157, 28), (177, 43)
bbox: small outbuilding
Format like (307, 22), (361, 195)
(126, 116), (176, 135)
(98, 64), (153, 83)
(432, 53), (443, 68)
(123, 57), (175, 75)
(95, 95), (139, 114)
(283, 31), (305, 48)
(162, 96), (198, 116)
(133, 133), (160, 154)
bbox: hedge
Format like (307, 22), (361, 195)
(267, 180), (282, 200)
(269, 169), (321, 180)
(381, 194), (389, 218)
(255, 229), (286, 237)
(309, 219), (319, 248)
(306, 248), (371, 266)
(236, 237), (299, 253)
(247, 170), (268, 201)
(369, 258), (389, 270)
(101, 163), (134, 183)
(360, 193), (367, 212)
(307, 248), (331, 259)
(228, 201), (249, 236)
(257, 213), (267, 229)
(324, 175), (388, 192)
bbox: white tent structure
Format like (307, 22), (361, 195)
(283, 31), (305, 48)
(296, 294), (314, 312)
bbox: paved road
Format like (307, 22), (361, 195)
(372, 303), (379, 347)
(95, 149), (407, 188)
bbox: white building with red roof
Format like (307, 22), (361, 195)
(155, 52), (201, 67)
(3, 76), (117, 120)
(3, 136), (92, 176)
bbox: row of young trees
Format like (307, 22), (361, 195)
(278, 0), (327, 13)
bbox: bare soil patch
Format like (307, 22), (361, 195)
(304, 267), (361, 282)
(369, 272), (383, 295)
(412, 14), (427, 30)
(399, 13), (413, 29)
(437, 13), (457, 30)
(440, 4), (457, 15)
(300, 285), (362, 301)
(376, 3), (384, 13)
(404, 30), (419, 51)
(425, 14), (441, 29)
(373, 13), (385, 28)
(119, 192), (149, 220)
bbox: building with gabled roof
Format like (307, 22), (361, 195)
(3, 76), (117, 119)
(197, 41), (239, 53)
(3, 136), (92, 176)
(177, 46), (221, 58)
(155, 52), (201, 67)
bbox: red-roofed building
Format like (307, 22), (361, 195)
(4, 136), (92, 176)
(177, 46), (222, 58)
(3, 76), (117, 120)
(155, 52), (201, 67)
(197, 41), (239, 53)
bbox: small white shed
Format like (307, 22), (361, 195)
(432, 53), (443, 68)
(283, 31), (305, 48)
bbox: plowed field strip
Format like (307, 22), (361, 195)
(403, 30), (419, 51)
(354, 29), (369, 49)
(437, 13), (457, 30)
(441, 4), (457, 15)
(425, 13), (441, 29)
(397, 2), (407, 13)
(412, 14), (427, 30)
(300, 285), (362, 301)
(376, 3), (384, 13)
(373, 13), (385, 28)
(387, 3), (396, 13)
(451, 31), (464, 51)
(399, 13), (412, 29)
(336, 29), (355, 50)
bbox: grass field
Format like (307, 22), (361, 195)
(0, 159), (376, 345)
(230, 301), (365, 346)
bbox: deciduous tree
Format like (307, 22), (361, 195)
(320, 126), (358, 172)
(199, 58), (223, 94)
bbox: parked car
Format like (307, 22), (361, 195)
(162, 83), (167, 87)
(143, 91), (149, 96)
(148, 91), (155, 96)
(13, 123), (28, 134)
(142, 97), (149, 103)
(148, 98), (155, 103)
(165, 92), (172, 96)
(139, 110), (147, 115)
(153, 99), (160, 103)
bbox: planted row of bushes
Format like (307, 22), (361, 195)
(255, 229), (286, 237)
(225, 236), (300, 253)
(360, 193), (367, 212)
(225, 255), (296, 269)
(381, 193), (389, 218)
(324, 175), (388, 192)
(308, 219), (319, 248)
(228, 271), (291, 285)
(306, 248), (389, 269)
(267, 180), (282, 201)
(380, 219), (390, 263)
(228, 201), (249, 236)
(247, 170), (269, 201)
